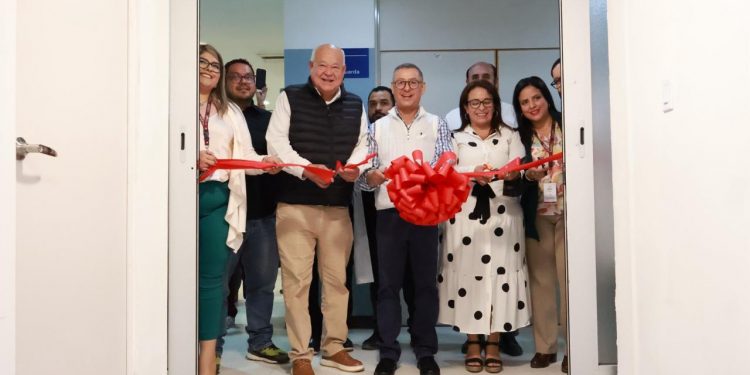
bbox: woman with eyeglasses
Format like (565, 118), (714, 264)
(438, 80), (531, 374)
(196, 43), (281, 375)
(512, 76), (568, 373)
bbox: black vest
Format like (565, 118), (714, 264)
(276, 79), (363, 206)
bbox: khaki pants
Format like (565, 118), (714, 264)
(526, 213), (567, 354)
(276, 203), (353, 361)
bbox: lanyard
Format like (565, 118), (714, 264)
(534, 123), (557, 157)
(533, 123), (558, 169)
(199, 99), (212, 150)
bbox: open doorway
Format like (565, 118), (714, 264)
(172, 0), (617, 374)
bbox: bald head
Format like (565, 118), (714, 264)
(310, 43), (346, 63)
(466, 62), (498, 88)
(309, 43), (346, 101)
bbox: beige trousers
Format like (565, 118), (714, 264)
(276, 203), (353, 361)
(526, 213), (568, 354)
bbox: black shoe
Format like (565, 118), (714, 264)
(362, 332), (379, 350)
(308, 338), (320, 355)
(561, 355), (568, 373)
(499, 332), (523, 356)
(374, 358), (397, 375)
(530, 353), (557, 368)
(417, 356), (440, 375)
(343, 338), (354, 352)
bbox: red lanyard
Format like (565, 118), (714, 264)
(534, 124), (556, 157)
(199, 99), (212, 149)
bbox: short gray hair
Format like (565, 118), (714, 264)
(393, 63), (423, 81)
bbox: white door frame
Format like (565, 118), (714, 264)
(561, 0), (617, 374)
(168, 0), (199, 373)
(0, 0), (173, 373)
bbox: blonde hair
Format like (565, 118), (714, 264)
(199, 43), (229, 115)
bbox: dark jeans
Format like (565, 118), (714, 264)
(376, 209), (439, 361)
(363, 191), (415, 334)
(217, 214), (279, 354)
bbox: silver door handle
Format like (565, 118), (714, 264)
(16, 137), (58, 160)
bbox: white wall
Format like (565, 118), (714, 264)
(284, 0), (375, 49)
(609, 1), (750, 373)
(378, 0), (560, 117)
(200, 0), (284, 110)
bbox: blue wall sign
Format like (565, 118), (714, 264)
(343, 48), (369, 79)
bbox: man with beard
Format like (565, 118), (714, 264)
(215, 58), (289, 367)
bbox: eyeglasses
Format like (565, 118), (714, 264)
(227, 73), (255, 83)
(392, 80), (423, 89)
(550, 78), (561, 88)
(467, 98), (494, 109)
(199, 58), (222, 73)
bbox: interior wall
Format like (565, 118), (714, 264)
(608, 0), (750, 373)
(200, 0), (284, 110)
(377, 0), (560, 118)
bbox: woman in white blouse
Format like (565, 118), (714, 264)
(438, 80), (531, 373)
(196, 43), (280, 375)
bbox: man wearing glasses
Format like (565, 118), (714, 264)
(445, 62), (517, 130)
(550, 58), (563, 97)
(362, 63), (451, 375)
(213, 58), (290, 367)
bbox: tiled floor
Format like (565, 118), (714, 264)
(219, 285), (566, 375)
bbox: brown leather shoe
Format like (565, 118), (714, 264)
(292, 359), (315, 375)
(320, 350), (364, 372)
(561, 355), (568, 373)
(530, 353), (557, 368)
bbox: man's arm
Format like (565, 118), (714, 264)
(357, 122), (381, 191)
(344, 110), (371, 172)
(430, 117), (454, 165)
(265, 91), (312, 179)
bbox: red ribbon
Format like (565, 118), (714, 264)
(462, 152), (563, 178)
(383, 152), (563, 226)
(198, 153), (376, 183)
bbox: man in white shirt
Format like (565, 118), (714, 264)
(444, 62), (517, 130)
(266, 44), (369, 375)
(363, 63), (452, 375)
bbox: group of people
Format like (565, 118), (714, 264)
(196, 42), (568, 375)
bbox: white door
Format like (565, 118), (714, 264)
(2, 0), (129, 373)
(1, 0), (174, 374)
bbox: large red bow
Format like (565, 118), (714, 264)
(383, 151), (563, 226)
(384, 150), (470, 226)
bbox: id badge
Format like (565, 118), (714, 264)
(543, 182), (557, 203)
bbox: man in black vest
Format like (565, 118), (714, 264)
(266, 43), (369, 375)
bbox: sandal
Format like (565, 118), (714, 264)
(464, 340), (484, 373)
(484, 341), (503, 373)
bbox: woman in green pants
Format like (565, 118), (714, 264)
(196, 43), (281, 375)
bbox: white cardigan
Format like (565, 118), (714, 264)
(222, 102), (265, 252)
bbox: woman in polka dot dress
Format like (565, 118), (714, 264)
(438, 80), (531, 373)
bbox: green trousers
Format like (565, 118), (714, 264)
(199, 181), (231, 340)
